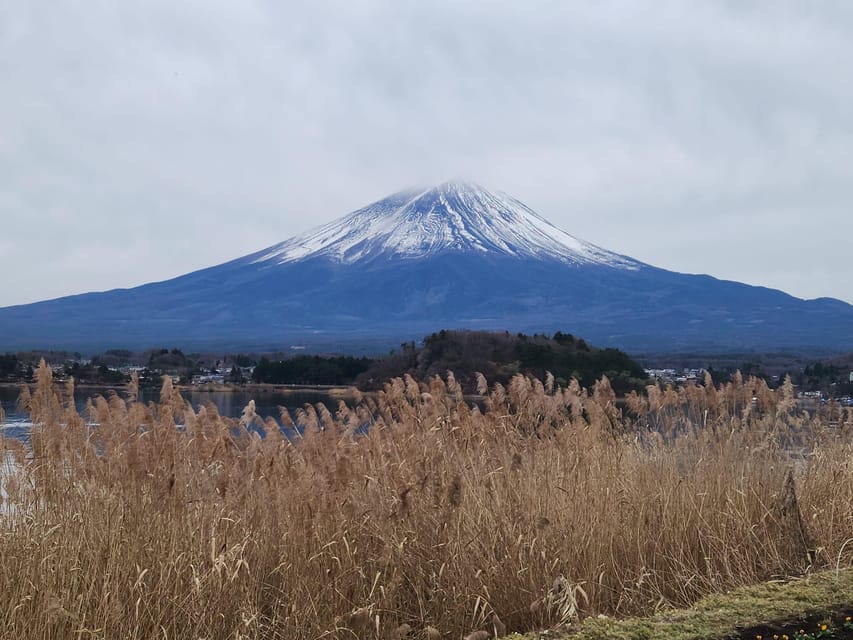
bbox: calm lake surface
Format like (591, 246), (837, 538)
(0, 385), (348, 438)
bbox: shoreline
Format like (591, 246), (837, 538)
(0, 380), (363, 398)
(183, 382), (361, 398)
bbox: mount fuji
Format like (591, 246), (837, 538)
(2, 180), (853, 352)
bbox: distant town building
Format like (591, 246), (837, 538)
(191, 374), (225, 385)
(644, 368), (705, 383)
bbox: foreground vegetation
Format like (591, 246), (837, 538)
(513, 569), (853, 639)
(1, 364), (852, 639)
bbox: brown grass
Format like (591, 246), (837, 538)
(0, 363), (852, 639)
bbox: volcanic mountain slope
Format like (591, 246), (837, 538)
(2, 180), (852, 352)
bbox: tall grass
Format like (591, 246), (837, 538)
(0, 363), (851, 639)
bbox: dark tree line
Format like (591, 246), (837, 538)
(0, 354), (23, 380)
(252, 355), (373, 386)
(357, 330), (648, 394)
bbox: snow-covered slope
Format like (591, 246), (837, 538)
(253, 180), (641, 269)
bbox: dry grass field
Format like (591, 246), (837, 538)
(1, 362), (851, 639)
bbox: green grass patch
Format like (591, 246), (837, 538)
(507, 570), (853, 640)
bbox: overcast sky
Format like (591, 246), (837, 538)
(2, 1), (853, 307)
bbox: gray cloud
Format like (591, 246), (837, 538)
(2, 1), (852, 306)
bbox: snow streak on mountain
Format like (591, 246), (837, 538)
(252, 180), (642, 269)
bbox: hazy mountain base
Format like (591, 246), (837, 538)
(2, 253), (853, 353)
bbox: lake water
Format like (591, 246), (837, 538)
(0, 385), (350, 438)
(0, 385), (356, 512)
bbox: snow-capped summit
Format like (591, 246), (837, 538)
(253, 180), (641, 269)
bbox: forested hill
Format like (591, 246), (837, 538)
(1, 331), (648, 394)
(356, 330), (648, 394)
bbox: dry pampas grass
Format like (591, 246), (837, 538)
(0, 362), (851, 639)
